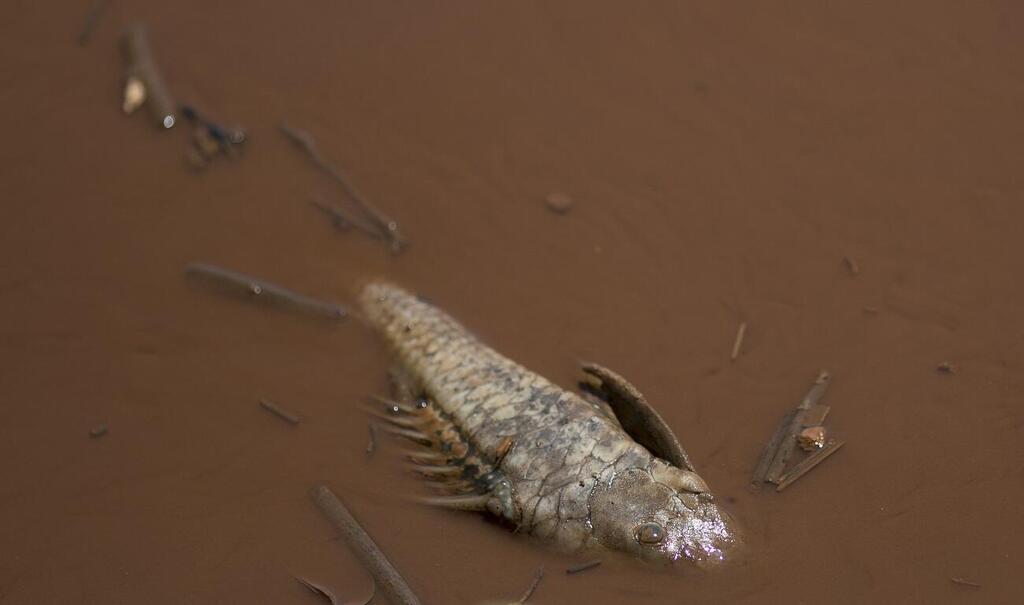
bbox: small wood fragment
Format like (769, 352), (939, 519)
(775, 439), (845, 492)
(310, 485), (422, 605)
(518, 566), (544, 603)
(259, 399), (300, 425)
(565, 560), (602, 575)
(366, 423), (378, 456)
(730, 321), (748, 361)
(295, 576), (341, 605)
(185, 262), (348, 320)
(281, 123), (406, 253)
(121, 24), (176, 129)
(937, 361), (956, 375)
(802, 404), (831, 428)
(950, 576), (981, 588)
(295, 576), (376, 605)
(77, 0), (109, 47)
(750, 409), (796, 489)
(89, 425), (108, 438)
(843, 256), (860, 276)
(766, 371), (831, 484)
(544, 192), (573, 214)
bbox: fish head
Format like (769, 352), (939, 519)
(587, 460), (740, 566)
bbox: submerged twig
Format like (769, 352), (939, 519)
(565, 560), (602, 575)
(750, 409), (796, 489)
(295, 576), (376, 605)
(309, 195), (384, 240)
(766, 371), (831, 484)
(775, 439), (845, 492)
(730, 321), (748, 361)
(121, 24), (176, 129)
(950, 576), (982, 588)
(843, 256), (860, 276)
(185, 262), (347, 320)
(77, 0), (109, 46)
(310, 485), (422, 605)
(281, 123), (406, 253)
(366, 423), (378, 456)
(518, 566), (544, 603)
(259, 399), (300, 425)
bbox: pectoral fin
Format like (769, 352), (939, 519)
(580, 361), (696, 472)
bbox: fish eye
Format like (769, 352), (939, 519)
(635, 522), (666, 545)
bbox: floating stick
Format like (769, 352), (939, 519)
(185, 262), (347, 320)
(950, 577), (981, 588)
(565, 560), (602, 575)
(77, 0), (109, 47)
(259, 399), (300, 425)
(766, 371), (831, 484)
(750, 409), (796, 489)
(310, 485), (422, 605)
(121, 24), (176, 129)
(281, 123), (406, 253)
(775, 439), (845, 492)
(842, 256), (860, 276)
(730, 321), (748, 361)
(518, 566), (544, 603)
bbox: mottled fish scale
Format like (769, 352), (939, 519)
(360, 282), (655, 549)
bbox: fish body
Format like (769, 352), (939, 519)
(360, 282), (739, 565)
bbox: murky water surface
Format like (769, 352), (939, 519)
(2, 1), (1023, 603)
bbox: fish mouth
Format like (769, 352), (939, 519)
(662, 504), (741, 567)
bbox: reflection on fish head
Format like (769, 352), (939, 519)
(587, 462), (740, 566)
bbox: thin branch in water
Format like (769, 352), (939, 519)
(950, 577), (981, 588)
(766, 370), (831, 484)
(366, 423), (378, 457)
(730, 321), (748, 361)
(281, 122), (406, 253)
(185, 262), (347, 320)
(565, 560), (602, 575)
(77, 0), (109, 46)
(310, 485), (422, 605)
(259, 399), (300, 425)
(750, 408), (796, 489)
(775, 439), (845, 492)
(518, 566), (544, 603)
(309, 195), (384, 240)
(295, 576), (376, 605)
(843, 256), (860, 276)
(121, 23), (176, 129)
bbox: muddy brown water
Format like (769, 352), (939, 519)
(2, 1), (1023, 603)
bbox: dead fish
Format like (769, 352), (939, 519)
(360, 283), (741, 566)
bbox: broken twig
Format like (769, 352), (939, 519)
(775, 439), (845, 492)
(518, 566), (544, 603)
(766, 371), (831, 484)
(259, 399), (300, 425)
(950, 576), (981, 588)
(750, 409), (796, 489)
(366, 423), (378, 456)
(295, 576), (375, 605)
(77, 0), (109, 46)
(565, 560), (602, 575)
(185, 262), (347, 320)
(310, 485), (422, 605)
(843, 256), (860, 276)
(281, 123), (406, 253)
(730, 321), (748, 361)
(121, 24), (176, 129)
